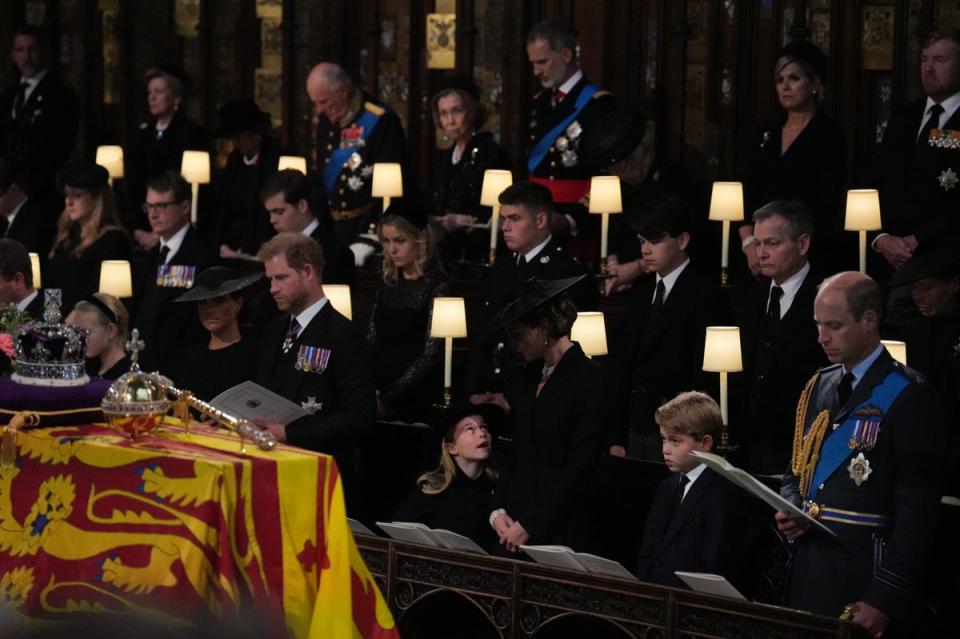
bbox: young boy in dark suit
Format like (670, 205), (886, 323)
(636, 391), (740, 587)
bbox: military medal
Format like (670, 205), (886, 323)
(296, 345), (331, 374)
(555, 135), (569, 151)
(156, 264), (196, 288)
(561, 149), (578, 167)
(347, 152), (363, 171)
(847, 452), (872, 487)
(565, 121), (582, 141)
(301, 397), (322, 414)
(539, 255), (550, 264)
(347, 176), (364, 191)
(928, 129), (960, 150)
(340, 125), (365, 149)
(938, 167), (958, 191)
(848, 406), (882, 451)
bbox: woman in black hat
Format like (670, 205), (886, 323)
(166, 266), (262, 401)
(367, 204), (450, 421)
(484, 277), (613, 554)
(66, 293), (131, 380)
(429, 74), (510, 269)
(741, 39), (847, 277)
(46, 160), (131, 311)
(214, 99), (281, 259)
(393, 403), (501, 550)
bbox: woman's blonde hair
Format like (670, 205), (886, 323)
(379, 214), (434, 285)
(72, 292), (130, 342)
(49, 187), (124, 259)
(417, 415), (498, 495)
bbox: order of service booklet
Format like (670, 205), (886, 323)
(209, 381), (310, 426)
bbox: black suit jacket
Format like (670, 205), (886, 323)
(0, 73), (79, 194)
(614, 263), (716, 445)
(131, 227), (214, 372)
(4, 195), (59, 257)
(493, 344), (612, 550)
(256, 302), (376, 469)
(309, 223), (355, 286)
(22, 288), (43, 320)
(636, 467), (740, 587)
(874, 102), (960, 245)
(740, 268), (827, 474)
(781, 351), (943, 623)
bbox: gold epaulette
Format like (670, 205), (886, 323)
(790, 372), (831, 497)
(592, 90), (612, 99)
(364, 102), (385, 117)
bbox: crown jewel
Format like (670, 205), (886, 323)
(11, 289), (90, 387)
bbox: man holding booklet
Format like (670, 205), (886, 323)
(777, 272), (943, 638)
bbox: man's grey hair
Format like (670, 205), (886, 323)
(526, 19), (579, 54)
(752, 199), (813, 241)
(317, 63), (352, 91)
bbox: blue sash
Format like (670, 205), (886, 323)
(321, 107), (380, 195)
(526, 84), (599, 173)
(807, 370), (910, 501)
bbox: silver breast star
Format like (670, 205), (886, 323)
(938, 167), (958, 191)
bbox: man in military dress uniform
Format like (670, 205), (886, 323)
(306, 62), (407, 246)
(524, 19), (616, 255)
(873, 30), (960, 322)
(0, 26), (78, 197)
(777, 272), (943, 638)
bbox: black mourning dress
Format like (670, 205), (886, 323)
(46, 226), (131, 312)
(166, 339), (258, 402)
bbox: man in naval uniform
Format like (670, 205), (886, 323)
(524, 19), (616, 256)
(777, 272), (943, 638)
(306, 62), (407, 246)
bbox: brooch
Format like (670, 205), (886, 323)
(938, 167), (958, 191)
(565, 121), (582, 140)
(347, 152), (363, 171)
(347, 175), (364, 191)
(847, 452), (873, 487)
(555, 135), (569, 151)
(561, 149), (578, 167)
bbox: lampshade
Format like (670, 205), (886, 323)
(702, 326), (743, 372)
(95, 145), (124, 179)
(707, 182), (745, 222)
(480, 169), (513, 206)
(588, 176), (623, 214)
(180, 151), (211, 184)
(98, 260), (133, 298)
(881, 339), (907, 366)
(28, 252), (41, 287)
(371, 163), (403, 198)
(278, 155), (307, 174)
(571, 312), (608, 357)
(844, 189), (882, 231)
(325, 284), (352, 320)
(430, 297), (467, 338)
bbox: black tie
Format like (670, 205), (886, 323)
(917, 103), (945, 147)
(767, 285), (784, 324)
(650, 279), (666, 319)
(666, 473), (689, 528)
(835, 371), (854, 412)
(157, 245), (170, 266)
(12, 82), (28, 118)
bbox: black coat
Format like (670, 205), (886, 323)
(314, 93), (407, 214)
(256, 302), (376, 476)
(740, 268), (827, 474)
(46, 227), (131, 313)
(0, 73), (79, 194)
(393, 466), (498, 551)
(131, 227), (214, 373)
(125, 111), (210, 231)
(3, 194), (59, 258)
(874, 102), (960, 246)
(614, 263), (716, 445)
(744, 114), (849, 272)
(431, 131), (510, 221)
(492, 343), (612, 550)
(22, 288), (43, 320)
(636, 467), (741, 587)
(213, 139), (281, 254)
(309, 222), (355, 287)
(781, 351), (944, 626)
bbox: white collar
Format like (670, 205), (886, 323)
(159, 223), (190, 262)
(5, 195), (28, 226)
(294, 295), (329, 330)
(16, 288), (38, 313)
(655, 257), (690, 302)
(21, 68), (47, 87)
(924, 90), (960, 123)
(302, 218), (320, 238)
(557, 69), (583, 96)
(685, 462), (707, 485)
(522, 235), (553, 263)
(242, 153), (259, 166)
(768, 260), (810, 317)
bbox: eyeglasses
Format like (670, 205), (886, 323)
(142, 201), (179, 214)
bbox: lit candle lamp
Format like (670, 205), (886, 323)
(588, 176), (623, 292)
(278, 155), (308, 174)
(708, 182), (744, 285)
(95, 145), (124, 187)
(702, 326), (743, 429)
(480, 169), (513, 264)
(844, 189), (882, 274)
(180, 151), (211, 225)
(98, 260), (133, 298)
(28, 253), (41, 287)
(324, 284), (352, 320)
(571, 312), (608, 358)
(881, 339), (907, 366)
(371, 163), (403, 214)
(430, 297), (468, 408)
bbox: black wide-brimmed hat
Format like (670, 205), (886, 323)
(777, 39), (828, 81)
(56, 160), (109, 193)
(436, 401), (507, 441)
(889, 239), (960, 288)
(217, 99), (272, 137)
(432, 73), (481, 104)
(580, 109), (647, 172)
(174, 266), (263, 303)
(482, 275), (586, 340)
